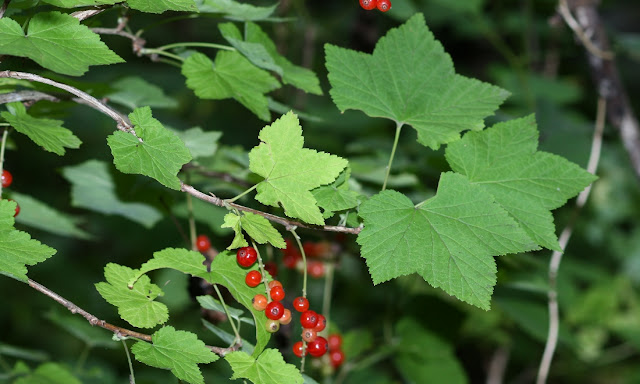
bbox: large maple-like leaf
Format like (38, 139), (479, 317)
(249, 112), (348, 225)
(445, 115), (597, 251)
(325, 13), (508, 149)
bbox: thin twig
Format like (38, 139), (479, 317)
(558, 0), (613, 60)
(0, 91), (59, 105)
(180, 182), (362, 235)
(486, 346), (510, 384)
(536, 97), (606, 384)
(0, 0), (10, 19)
(26, 278), (239, 356)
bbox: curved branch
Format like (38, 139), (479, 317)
(180, 182), (362, 235)
(27, 278), (239, 356)
(0, 90), (59, 105)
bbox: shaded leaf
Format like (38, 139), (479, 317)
(225, 349), (303, 384)
(195, 0), (277, 20)
(107, 76), (178, 110)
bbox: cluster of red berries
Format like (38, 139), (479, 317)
(1, 169), (19, 217)
(282, 239), (328, 278)
(290, 297), (328, 358)
(359, 0), (391, 12)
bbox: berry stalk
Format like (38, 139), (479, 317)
(213, 284), (242, 346)
(289, 229), (308, 297)
(250, 239), (272, 299)
(0, 128), (8, 197)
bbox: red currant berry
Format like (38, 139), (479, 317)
(377, 0), (391, 12)
(302, 328), (317, 343)
(280, 309), (292, 325)
(307, 336), (328, 357)
(265, 319), (280, 333)
(265, 301), (284, 320)
(293, 297), (309, 312)
(313, 314), (326, 332)
(268, 280), (282, 289)
(1, 170), (12, 188)
(195, 234), (211, 252)
(270, 285), (285, 301)
(245, 270), (262, 287)
(252, 294), (268, 311)
(283, 252), (300, 269)
(264, 261), (278, 277)
(9, 199), (19, 217)
(307, 261), (325, 278)
(328, 334), (342, 351)
(292, 341), (306, 357)
(359, 0), (377, 11)
(330, 349), (345, 368)
(237, 247), (258, 268)
(300, 310), (319, 329)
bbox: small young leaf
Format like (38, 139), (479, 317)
(95, 263), (168, 328)
(225, 349), (304, 384)
(325, 13), (508, 149)
(14, 362), (81, 384)
(0, 12), (123, 76)
(219, 22), (283, 75)
(107, 106), (192, 190)
(445, 115), (597, 251)
(61, 160), (162, 228)
(312, 168), (360, 217)
(131, 326), (218, 384)
(107, 76), (178, 110)
(196, 0), (277, 21)
(182, 51), (280, 121)
(221, 212), (286, 250)
(357, 173), (538, 309)
(126, 0), (197, 13)
(249, 111), (348, 225)
(1, 102), (81, 156)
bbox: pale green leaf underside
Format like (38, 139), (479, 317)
(95, 263), (168, 328)
(0, 12), (123, 76)
(196, 0), (277, 21)
(107, 107), (192, 190)
(249, 111), (348, 225)
(357, 173), (538, 310)
(61, 160), (162, 228)
(129, 248), (271, 357)
(2, 102), (81, 156)
(222, 212), (286, 250)
(182, 51), (280, 121)
(131, 326), (218, 384)
(445, 115), (597, 251)
(14, 363), (81, 384)
(12, 191), (92, 239)
(225, 349), (304, 384)
(107, 77), (178, 110)
(325, 13), (508, 149)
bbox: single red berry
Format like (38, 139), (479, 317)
(376, 0), (391, 12)
(359, 0), (377, 10)
(264, 261), (278, 277)
(280, 309), (292, 325)
(9, 199), (19, 217)
(307, 336), (328, 357)
(292, 341), (306, 357)
(270, 285), (285, 301)
(252, 294), (268, 311)
(330, 349), (345, 368)
(282, 252), (300, 269)
(268, 280), (282, 289)
(313, 314), (326, 332)
(237, 247), (258, 268)
(303, 241), (318, 257)
(265, 301), (285, 320)
(195, 234), (211, 252)
(1, 170), (12, 188)
(307, 261), (325, 278)
(302, 328), (317, 343)
(293, 297), (309, 313)
(328, 334), (342, 351)
(245, 270), (262, 288)
(300, 310), (319, 329)
(265, 319), (280, 333)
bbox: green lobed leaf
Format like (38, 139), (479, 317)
(11, 192), (91, 239)
(41, 0), (119, 6)
(249, 111), (348, 225)
(221, 212), (286, 250)
(176, 127), (222, 159)
(0, 200), (56, 282)
(95, 263), (168, 328)
(325, 13), (509, 149)
(445, 115), (597, 251)
(356, 173), (538, 309)
(195, 0), (277, 20)
(394, 318), (468, 384)
(126, 0), (197, 13)
(1, 102), (81, 156)
(128, 248), (271, 357)
(225, 349), (304, 384)
(14, 362), (81, 384)
(131, 326), (218, 384)
(219, 23), (283, 75)
(107, 106), (192, 190)
(312, 168), (360, 217)
(182, 51), (280, 121)
(107, 76), (178, 110)
(0, 12), (123, 76)
(61, 160), (162, 228)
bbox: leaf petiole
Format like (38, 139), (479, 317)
(139, 48), (185, 63)
(381, 121), (403, 191)
(213, 285), (242, 346)
(226, 184), (258, 204)
(156, 42), (235, 52)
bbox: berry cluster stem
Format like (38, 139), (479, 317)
(382, 121), (404, 191)
(289, 229), (308, 297)
(321, 262), (335, 333)
(185, 175), (197, 249)
(213, 284), (242, 345)
(121, 340), (136, 384)
(250, 239), (271, 299)
(0, 128), (7, 197)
